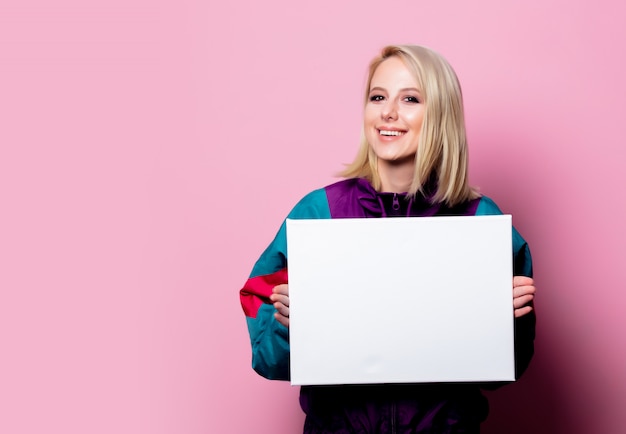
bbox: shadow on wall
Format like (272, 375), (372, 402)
(469, 129), (563, 433)
(481, 271), (611, 433)
(471, 130), (585, 434)
(481, 333), (567, 434)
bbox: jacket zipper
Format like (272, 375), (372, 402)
(391, 400), (397, 433)
(392, 193), (400, 211)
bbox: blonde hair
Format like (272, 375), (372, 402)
(340, 45), (479, 206)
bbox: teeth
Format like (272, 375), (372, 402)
(379, 130), (405, 136)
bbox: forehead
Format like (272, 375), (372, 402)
(370, 57), (419, 90)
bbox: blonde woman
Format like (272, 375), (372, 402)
(240, 45), (536, 433)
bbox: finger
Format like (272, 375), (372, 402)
(513, 285), (536, 298)
(273, 301), (290, 318)
(274, 311), (290, 327)
(270, 293), (289, 307)
(513, 294), (534, 309)
(513, 276), (533, 287)
(273, 284), (289, 296)
(514, 305), (533, 318)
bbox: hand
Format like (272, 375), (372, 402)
(270, 284), (290, 328)
(513, 276), (536, 318)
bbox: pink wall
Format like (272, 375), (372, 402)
(1, 1), (624, 433)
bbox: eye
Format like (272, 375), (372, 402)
(403, 96), (420, 104)
(369, 94), (385, 102)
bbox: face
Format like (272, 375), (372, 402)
(364, 56), (425, 169)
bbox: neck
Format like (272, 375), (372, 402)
(378, 159), (414, 193)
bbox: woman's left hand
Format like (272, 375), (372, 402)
(513, 276), (536, 318)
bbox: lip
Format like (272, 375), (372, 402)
(377, 126), (407, 132)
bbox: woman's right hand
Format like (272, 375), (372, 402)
(270, 284), (290, 327)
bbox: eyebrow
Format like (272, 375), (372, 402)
(369, 86), (422, 94)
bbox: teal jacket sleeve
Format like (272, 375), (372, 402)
(240, 189), (331, 380)
(476, 196), (536, 380)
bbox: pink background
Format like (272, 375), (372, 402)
(1, 1), (625, 433)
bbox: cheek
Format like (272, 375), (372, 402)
(404, 112), (422, 127)
(363, 106), (377, 126)
(364, 127), (377, 146)
(363, 109), (377, 139)
(405, 110), (425, 130)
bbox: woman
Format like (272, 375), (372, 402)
(240, 45), (536, 433)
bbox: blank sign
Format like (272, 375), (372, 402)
(287, 215), (514, 386)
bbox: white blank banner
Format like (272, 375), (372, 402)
(287, 215), (514, 386)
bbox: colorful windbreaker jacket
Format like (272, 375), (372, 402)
(240, 179), (535, 434)
(239, 178), (535, 429)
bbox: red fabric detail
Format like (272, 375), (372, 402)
(240, 268), (288, 318)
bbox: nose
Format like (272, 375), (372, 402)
(381, 99), (398, 120)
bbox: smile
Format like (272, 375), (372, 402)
(379, 130), (406, 136)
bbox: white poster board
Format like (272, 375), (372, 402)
(286, 215), (514, 386)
